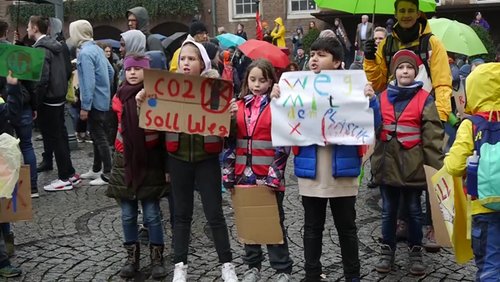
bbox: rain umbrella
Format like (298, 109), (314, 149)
(314, 0), (436, 22)
(238, 39), (290, 69)
(216, 33), (246, 49)
(162, 32), (188, 53)
(428, 18), (487, 56)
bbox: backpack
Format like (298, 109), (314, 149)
(383, 33), (433, 83)
(466, 115), (500, 211)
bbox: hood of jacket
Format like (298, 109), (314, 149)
(121, 30), (146, 56)
(69, 20), (93, 47)
(274, 17), (284, 26)
(465, 63), (500, 114)
(49, 17), (63, 39)
(33, 35), (62, 53)
(127, 7), (150, 35)
(180, 35), (212, 76)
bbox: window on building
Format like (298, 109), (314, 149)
(290, 0), (317, 13)
(234, 0), (257, 16)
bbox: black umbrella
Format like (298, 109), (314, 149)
(162, 32), (188, 53)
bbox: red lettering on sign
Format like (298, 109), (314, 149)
(165, 112), (180, 131)
(218, 125), (228, 137)
(154, 78), (165, 96)
(289, 122), (302, 135)
(168, 79), (180, 97)
(182, 80), (195, 99)
(188, 114), (206, 134)
(154, 115), (164, 128)
(145, 110), (153, 126)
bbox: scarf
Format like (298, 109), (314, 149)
(394, 19), (422, 44)
(117, 81), (147, 190)
(387, 81), (423, 105)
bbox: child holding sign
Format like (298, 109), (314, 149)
(138, 36), (238, 282)
(225, 59), (293, 281)
(271, 37), (380, 282)
(106, 55), (168, 279)
(444, 63), (500, 281)
(367, 50), (444, 275)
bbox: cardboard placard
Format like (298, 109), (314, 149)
(231, 185), (284, 245)
(424, 165), (452, 247)
(139, 69), (233, 137)
(452, 79), (466, 117)
(0, 165), (33, 223)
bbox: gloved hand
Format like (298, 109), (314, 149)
(364, 39), (376, 60)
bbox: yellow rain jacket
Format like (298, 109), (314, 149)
(363, 17), (452, 122)
(444, 63), (500, 216)
(270, 17), (286, 48)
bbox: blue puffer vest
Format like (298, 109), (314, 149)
(294, 145), (361, 179)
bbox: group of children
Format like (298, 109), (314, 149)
(103, 24), (499, 282)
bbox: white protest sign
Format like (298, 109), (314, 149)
(271, 70), (375, 147)
(452, 78), (466, 117)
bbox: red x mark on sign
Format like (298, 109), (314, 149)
(289, 122), (302, 135)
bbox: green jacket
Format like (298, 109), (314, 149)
(167, 133), (222, 163)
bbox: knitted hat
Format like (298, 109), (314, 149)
(189, 21), (208, 37)
(390, 49), (421, 76)
(201, 42), (219, 60)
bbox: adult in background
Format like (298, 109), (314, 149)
(355, 15), (373, 52)
(292, 26), (304, 56)
(373, 26), (388, 47)
(470, 11), (490, 31)
(271, 17), (286, 48)
(69, 20), (115, 186)
(333, 18), (353, 67)
(294, 47), (307, 70)
(363, 0), (452, 252)
(169, 21), (209, 73)
(28, 16), (80, 191)
(235, 23), (247, 40)
(126, 6), (163, 51)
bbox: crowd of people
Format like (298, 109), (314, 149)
(0, 0), (500, 280)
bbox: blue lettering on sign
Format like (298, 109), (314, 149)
(314, 74), (331, 96)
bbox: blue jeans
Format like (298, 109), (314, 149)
(472, 212), (500, 281)
(380, 186), (423, 249)
(121, 199), (164, 245)
(12, 108), (37, 191)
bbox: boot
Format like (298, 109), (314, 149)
(4, 232), (14, 257)
(150, 244), (167, 279)
(409, 246), (426, 275)
(375, 244), (394, 273)
(120, 242), (139, 278)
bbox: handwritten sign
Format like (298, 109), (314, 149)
(0, 44), (45, 81)
(271, 70), (374, 146)
(452, 78), (466, 117)
(139, 69), (233, 137)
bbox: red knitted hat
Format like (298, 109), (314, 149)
(390, 49), (422, 76)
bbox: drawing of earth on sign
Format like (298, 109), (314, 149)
(7, 50), (32, 76)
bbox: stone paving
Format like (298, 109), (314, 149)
(7, 139), (477, 281)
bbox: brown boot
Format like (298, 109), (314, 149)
(150, 244), (167, 279)
(375, 244), (395, 273)
(409, 245), (426, 275)
(422, 225), (441, 253)
(120, 242), (139, 278)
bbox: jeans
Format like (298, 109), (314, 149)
(380, 186), (423, 249)
(302, 196), (360, 281)
(38, 104), (75, 180)
(244, 192), (293, 274)
(169, 156), (232, 264)
(87, 109), (112, 177)
(12, 107), (37, 191)
(471, 212), (500, 282)
(121, 199), (164, 245)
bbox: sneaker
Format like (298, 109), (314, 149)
(242, 268), (260, 282)
(173, 262), (188, 282)
(31, 192), (39, 198)
(276, 273), (290, 282)
(89, 176), (109, 186)
(80, 170), (101, 180)
(0, 265), (22, 278)
(69, 174), (82, 186)
(221, 262), (238, 282)
(43, 179), (73, 191)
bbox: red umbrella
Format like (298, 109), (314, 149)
(238, 39), (290, 69)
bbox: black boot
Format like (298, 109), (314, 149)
(36, 154), (53, 173)
(375, 244), (395, 273)
(150, 244), (167, 279)
(120, 242), (139, 278)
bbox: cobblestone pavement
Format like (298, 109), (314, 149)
(8, 139), (477, 281)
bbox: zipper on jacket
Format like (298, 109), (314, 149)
(190, 134), (194, 162)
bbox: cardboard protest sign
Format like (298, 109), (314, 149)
(231, 185), (284, 245)
(424, 165), (474, 264)
(0, 165), (33, 223)
(271, 70), (374, 146)
(139, 69), (233, 137)
(452, 78), (466, 117)
(0, 44), (45, 81)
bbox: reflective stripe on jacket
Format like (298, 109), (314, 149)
(379, 88), (429, 149)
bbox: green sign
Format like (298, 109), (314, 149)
(0, 44), (45, 81)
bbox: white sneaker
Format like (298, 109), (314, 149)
(43, 179), (73, 191)
(80, 170), (101, 180)
(172, 262), (188, 282)
(89, 177), (109, 186)
(222, 262), (238, 282)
